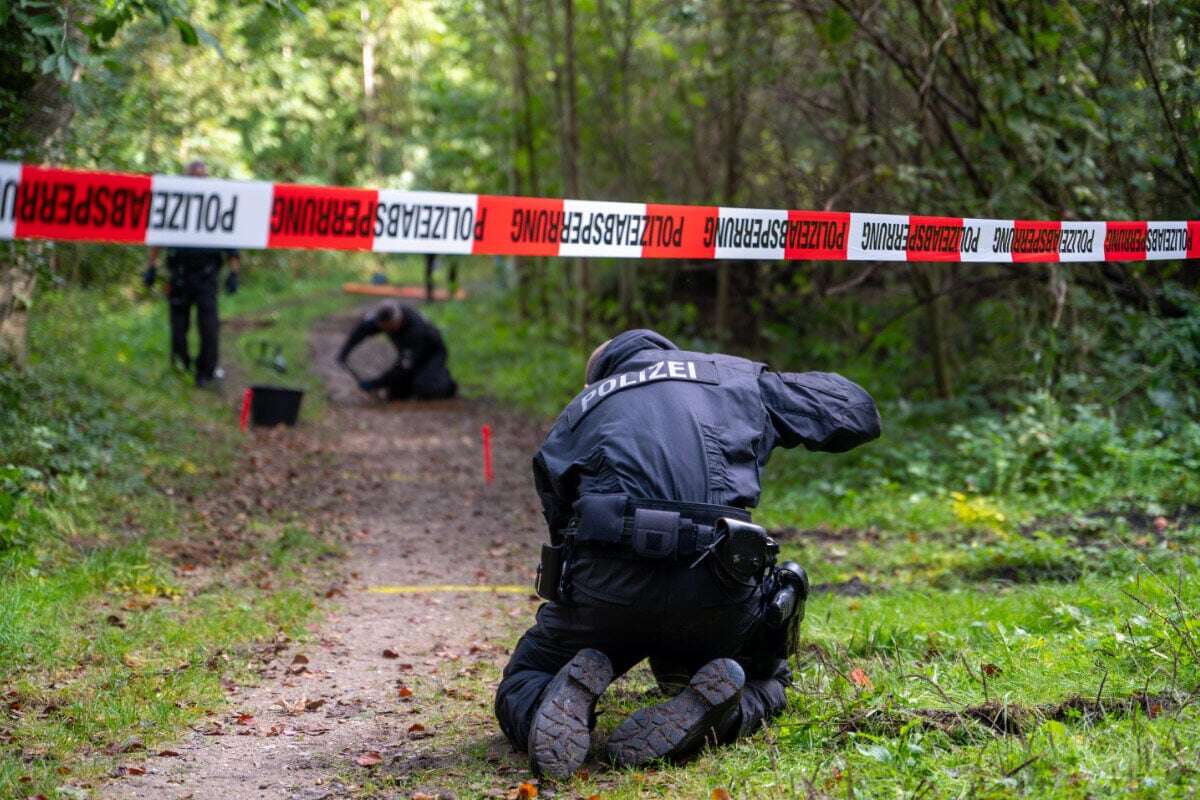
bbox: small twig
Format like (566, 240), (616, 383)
(822, 266), (877, 297)
(904, 673), (957, 706)
(1003, 755), (1039, 778)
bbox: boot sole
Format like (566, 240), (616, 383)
(607, 658), (745, 767)
(528, 648), (614, 780)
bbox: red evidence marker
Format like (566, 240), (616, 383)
(481, 424), (494, 485)
(240, 388), (253, 432)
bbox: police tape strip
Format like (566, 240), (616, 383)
(2, 162), (1197, 263)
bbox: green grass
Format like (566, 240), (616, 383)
(407, 295), (1200, 799)
(0, 268), (353, 799)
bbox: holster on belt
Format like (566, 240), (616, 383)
(535, 542), (566, 602)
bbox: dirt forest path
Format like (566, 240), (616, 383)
(103, 309), (557, 800)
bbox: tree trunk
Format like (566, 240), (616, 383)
(361, 2), (382, 176)
(715, 0), (745, 344)
(562, 0), (587, 346)
(0, 245), (38, 367)
(910, 268), (954, 399)
(3, 60), (75, 367)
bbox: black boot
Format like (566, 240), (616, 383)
(527, 648), (614, 779)
(606, 658), (744, 767)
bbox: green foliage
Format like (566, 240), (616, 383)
(0, 276), (342, 797)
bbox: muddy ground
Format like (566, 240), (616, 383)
(102, 310), (559, 800)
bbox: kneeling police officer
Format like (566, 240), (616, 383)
(337, 301), (457, 400)
(495, 329), (881, 778)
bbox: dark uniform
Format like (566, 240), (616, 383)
(337, 302), (457, 400)
(496, 329), (880, 774)
(165, 247), (238, 383)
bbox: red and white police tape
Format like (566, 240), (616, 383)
(2, 162), (1197, 263)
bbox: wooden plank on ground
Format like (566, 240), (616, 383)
(341, 283), (467, 301)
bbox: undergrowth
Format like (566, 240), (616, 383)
(0, 269), (350, 798)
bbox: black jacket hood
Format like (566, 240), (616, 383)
(588, 329), (678, 383)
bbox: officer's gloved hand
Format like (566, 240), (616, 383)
(224, 272), (239, 295)
(142, 265), (157, 289)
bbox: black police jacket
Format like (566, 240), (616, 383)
(166, 247), (237, 288)
(338, 303), (449, 387)
(532, 329), (881, 536)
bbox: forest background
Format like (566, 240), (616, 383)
(1, 0), (1200, 797)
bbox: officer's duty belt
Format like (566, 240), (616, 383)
(561, 494), (751, 562)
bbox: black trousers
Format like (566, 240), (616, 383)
(381, 352), (457, 400)
(168, 279), (219, 382)
(494, 553), (791, 750)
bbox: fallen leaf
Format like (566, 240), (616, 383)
(981, 663), (1002, 677)
(291, 654), (309, 665)
(408, 723), (426, 733)
(106, 614), (126, 628)
(383, 648), (400, 659)
(156, 750), (180, 757)
(411, 793), (436, 800)
(121, 653), (146, 670)
(304, 698), (326, 712)
(712, 790), (733, 800)
(848, 668), (873, 689)
(356, 751), (383, 767)
(514, 783), (538, 799)
(234, 713), (255, 726)
(278, 697), (305, 715)
(398, 686), (414, 698)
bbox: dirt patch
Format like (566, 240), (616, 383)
(811, 576), (877, 597)
(838, 690), (1191, 739)
(772, 525), (882, 546)
(1020, 506), (1200, 551)
(101, 307), (552, 800)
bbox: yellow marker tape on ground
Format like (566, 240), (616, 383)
(367, 584), (530, 595)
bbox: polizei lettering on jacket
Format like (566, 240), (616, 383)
(511, 209), (685, 248)
(567, 359), (720, 428)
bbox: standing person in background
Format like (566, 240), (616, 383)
(142, 160), (240, 388)
(424, 253), (459, 301)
